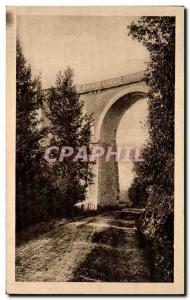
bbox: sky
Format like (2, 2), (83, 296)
(17, 15), (149, 196)
(116, 98), (148, 197)
(17, 15), (149, 88)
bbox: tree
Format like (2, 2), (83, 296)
(16, 40), (37, 229)
(16, 40), (48, 229)
(128, 16), (175, 199)
(16, 43), (93, 228)
(128, 17), (175, 282)
(46, 68), (94, 216)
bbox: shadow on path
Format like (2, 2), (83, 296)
(70, 209), (153, 282)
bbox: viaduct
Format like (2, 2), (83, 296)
(41, 70), (149, 210)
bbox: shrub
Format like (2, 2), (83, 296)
(138, 186), (174, 282)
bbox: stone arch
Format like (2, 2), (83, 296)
(95, 84), (149, 142)
(95, 85), (149, 208)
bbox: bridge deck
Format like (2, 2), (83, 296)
(41, 70), (146, 95)
(76, 70), (145, 94)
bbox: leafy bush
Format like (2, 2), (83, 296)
(138, 186), (174, 281)
(128, 177), (148, 208)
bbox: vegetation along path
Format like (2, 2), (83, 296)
(16, 208), (153, 282)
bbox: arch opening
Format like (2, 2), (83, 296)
(97, 92), (149, 208)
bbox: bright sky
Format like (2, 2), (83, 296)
(116, 98), (149, 195)
(17, 15), (149, 88)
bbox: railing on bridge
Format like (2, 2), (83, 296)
(38, 70), (146, 96)
(76, 70), (146, 94)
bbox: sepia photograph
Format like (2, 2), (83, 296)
(6, 6), (184, 294)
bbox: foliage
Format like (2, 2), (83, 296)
(128, 17), (175, 281)
(16, 42), (94, 229)
(138, 187), (174, 281)
(45, 68), (94, 216)
(16, 41), (63, 230)
(128, 17), (175, 194)
(16, 39), (42, 229)
(128, 177), (148, 208)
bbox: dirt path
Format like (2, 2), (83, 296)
(16, 208), (152, 282)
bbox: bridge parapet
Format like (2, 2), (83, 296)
(39, 70), (146, 96)
(76, 70), (146, 94)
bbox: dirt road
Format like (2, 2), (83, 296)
(16, 208), (152, 282)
